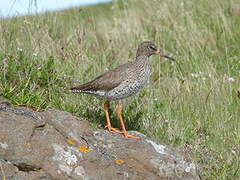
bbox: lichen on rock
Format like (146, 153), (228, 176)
(0, 97), (200, 179)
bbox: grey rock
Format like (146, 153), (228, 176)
(0, 97), (200, 180)
(0, 97), (11, 106)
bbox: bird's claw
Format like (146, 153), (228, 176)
(105, 125), (121, 133)
(105, 125), (140, 139)
(122, 131), (140, 139)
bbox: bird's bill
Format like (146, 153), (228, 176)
(155, 51), (175, 61)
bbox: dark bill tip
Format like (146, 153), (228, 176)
(163, 55), (175, 61)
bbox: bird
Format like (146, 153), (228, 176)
(70, 41), (174, 138)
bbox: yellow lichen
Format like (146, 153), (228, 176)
(26, 142), (32, 146)
(115, 159), (125, 164)
(66, 138), (76, 145)
(77, 146), (90, 153)
(36, 168), (43, 172)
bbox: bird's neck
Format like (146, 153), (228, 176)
(135, 55), (150, 65)
(134, 55), (152, 76)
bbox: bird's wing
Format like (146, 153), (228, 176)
(70, 61), (133, 92)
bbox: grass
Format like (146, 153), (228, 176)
(0, 0), (240, 179)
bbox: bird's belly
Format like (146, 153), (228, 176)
(105, 64), (151, 100)
(106, 78), (148, 100)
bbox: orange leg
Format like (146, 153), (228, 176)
(104, 100), (121, 133)
(116, 104), (140, 139)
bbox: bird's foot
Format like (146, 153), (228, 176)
(121, 131), (140, 139)
(105, 125), (140, 139)
(105, 125), (121, 133)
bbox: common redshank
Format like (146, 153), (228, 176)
(70, 41), (174, 138)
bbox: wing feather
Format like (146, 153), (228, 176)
(70, 61), (133, 92)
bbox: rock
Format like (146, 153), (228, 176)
(0, 97), (11, 106)
(0, 97), (200, 180)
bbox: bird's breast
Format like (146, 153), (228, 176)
(105, 63), (151, 100)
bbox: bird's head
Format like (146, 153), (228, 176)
(136, 41), (174, 60)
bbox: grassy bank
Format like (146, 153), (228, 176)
(0, 0), (240, 178)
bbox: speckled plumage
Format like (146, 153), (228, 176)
(70, 42), (155, 100)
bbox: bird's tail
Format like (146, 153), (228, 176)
(69, 87), (82, 93)
(69, 81), (94, 93)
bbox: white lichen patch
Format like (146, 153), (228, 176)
(59, 164), (72, 175)
(146, 140), (166, 154)
(123, 171), (129, 178)
(52, 144), (87, 177)
(52, 144), (78, 166)
(74, 166), (86, 178)
(151, 158), (197, 177)
(0, 142), (8, 149)
(68, 146), (83, 159)
(150, 158), (176, 176)
(185, 163), (196, 173)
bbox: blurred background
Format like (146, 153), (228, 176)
(0, 0), (111, 18)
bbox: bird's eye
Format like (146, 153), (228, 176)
(149, 45), (157, 51)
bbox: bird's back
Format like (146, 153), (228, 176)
(70, 60), (135, 92)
